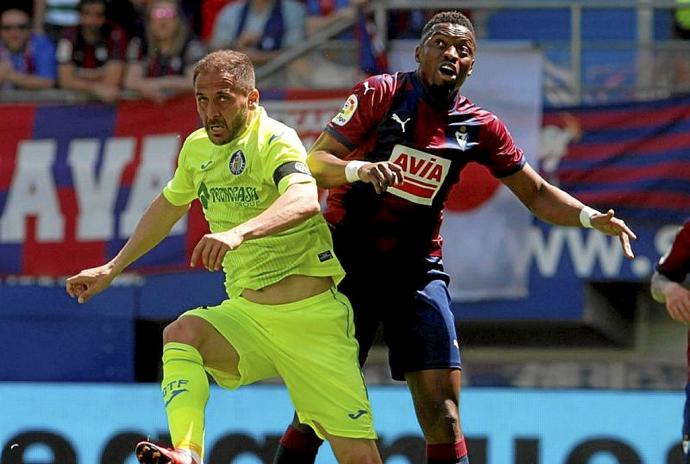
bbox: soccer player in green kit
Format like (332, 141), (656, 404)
(65, 50), (382, 464)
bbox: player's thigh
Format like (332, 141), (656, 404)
(385, 278), (461, 380)
(275, 289), (377, 440)
(340, 278), (382, 366)
(182, 302), (278, 388)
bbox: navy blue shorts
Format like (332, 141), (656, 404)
(338, 257), (462, 381)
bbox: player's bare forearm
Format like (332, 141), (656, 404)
(306, 132), (353, 188)
(504, 163), (636, 258)
(234, 182), (320, 240)
(109, 193), (189, 274)
(503, 164), (583, 226)
(307, 149), (349, 188)
(190, 182), (320, 270)
(65, 195), (187, 303)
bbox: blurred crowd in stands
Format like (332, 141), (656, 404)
(0, 0), (455, 102)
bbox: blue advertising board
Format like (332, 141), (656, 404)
(0, 384), (682, 463)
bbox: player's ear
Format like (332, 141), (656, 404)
(467, 58), (475, 77)
(248, 88), (259, 110)
(414, 46), (421, 63)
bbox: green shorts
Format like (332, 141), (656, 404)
(183, 287), (376, 440)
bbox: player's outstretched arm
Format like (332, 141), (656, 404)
(190, 182), (320, 271)
(502, 163), (636, 259)
(307, 132), (403, 192)
(66, 193), (189, 303)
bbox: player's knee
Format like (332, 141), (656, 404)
(163, 317), (204, 347)
(419, 399), (460, 440)
(334, 440), (381, 464)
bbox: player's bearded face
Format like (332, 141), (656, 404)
(195, 71), (256, 145)
(416, 23), (475, 98)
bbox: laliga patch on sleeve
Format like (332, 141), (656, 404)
(318, 250), (334, 262)
(331, 94), (358, 126)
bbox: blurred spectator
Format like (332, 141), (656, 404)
(35, 0), (142, 42)
(210, 0), (305, 66)
(289, 0), (386, 87)
(304, 0), (365, 36)
(56, 0), (127, 102)
(33, 0), (80, 42)
(201, 0), (234, 42)
(0, 8), (56, 89)
(105, 0), (145, 44)
(124, 0), (206, 103)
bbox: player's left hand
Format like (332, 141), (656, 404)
(590, 209), (637, 260)
(359, 161), (405, 194)
(191, 230), (243, 271)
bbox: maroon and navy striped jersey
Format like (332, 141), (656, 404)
(658, 220), (690, 283)
(323, 71), (525, 265)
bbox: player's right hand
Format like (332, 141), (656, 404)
(358, 161), (405, 194)
(65, 264), (116, 304)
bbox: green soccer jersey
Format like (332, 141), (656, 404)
(163, 106), (344, 297)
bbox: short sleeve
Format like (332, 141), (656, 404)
(162, 144), (196, 206)
(480, 115), (525, 178)
(265, 129), (314, 194)
(324, 74), (394, 150)
(657, 221), (690, 283)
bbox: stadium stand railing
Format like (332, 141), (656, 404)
(2, 0), (688, 106)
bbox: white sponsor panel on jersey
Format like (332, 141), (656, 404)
(387, 144), (451, 206)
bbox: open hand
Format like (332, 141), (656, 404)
(590, 209), (637, 259)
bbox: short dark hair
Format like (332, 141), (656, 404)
(421, 11), (475, 42)
(78, 0), (106, 12)
(193, 50), (255, 95)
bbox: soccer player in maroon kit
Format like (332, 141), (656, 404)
(273, 10), (636, 464)
(652, 219), (690, 464)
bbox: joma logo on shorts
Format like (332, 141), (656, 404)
(348, 409), (368, 420)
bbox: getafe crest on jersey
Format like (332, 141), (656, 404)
(387, 144), (451, 206)
(229, 150), (246, 175)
